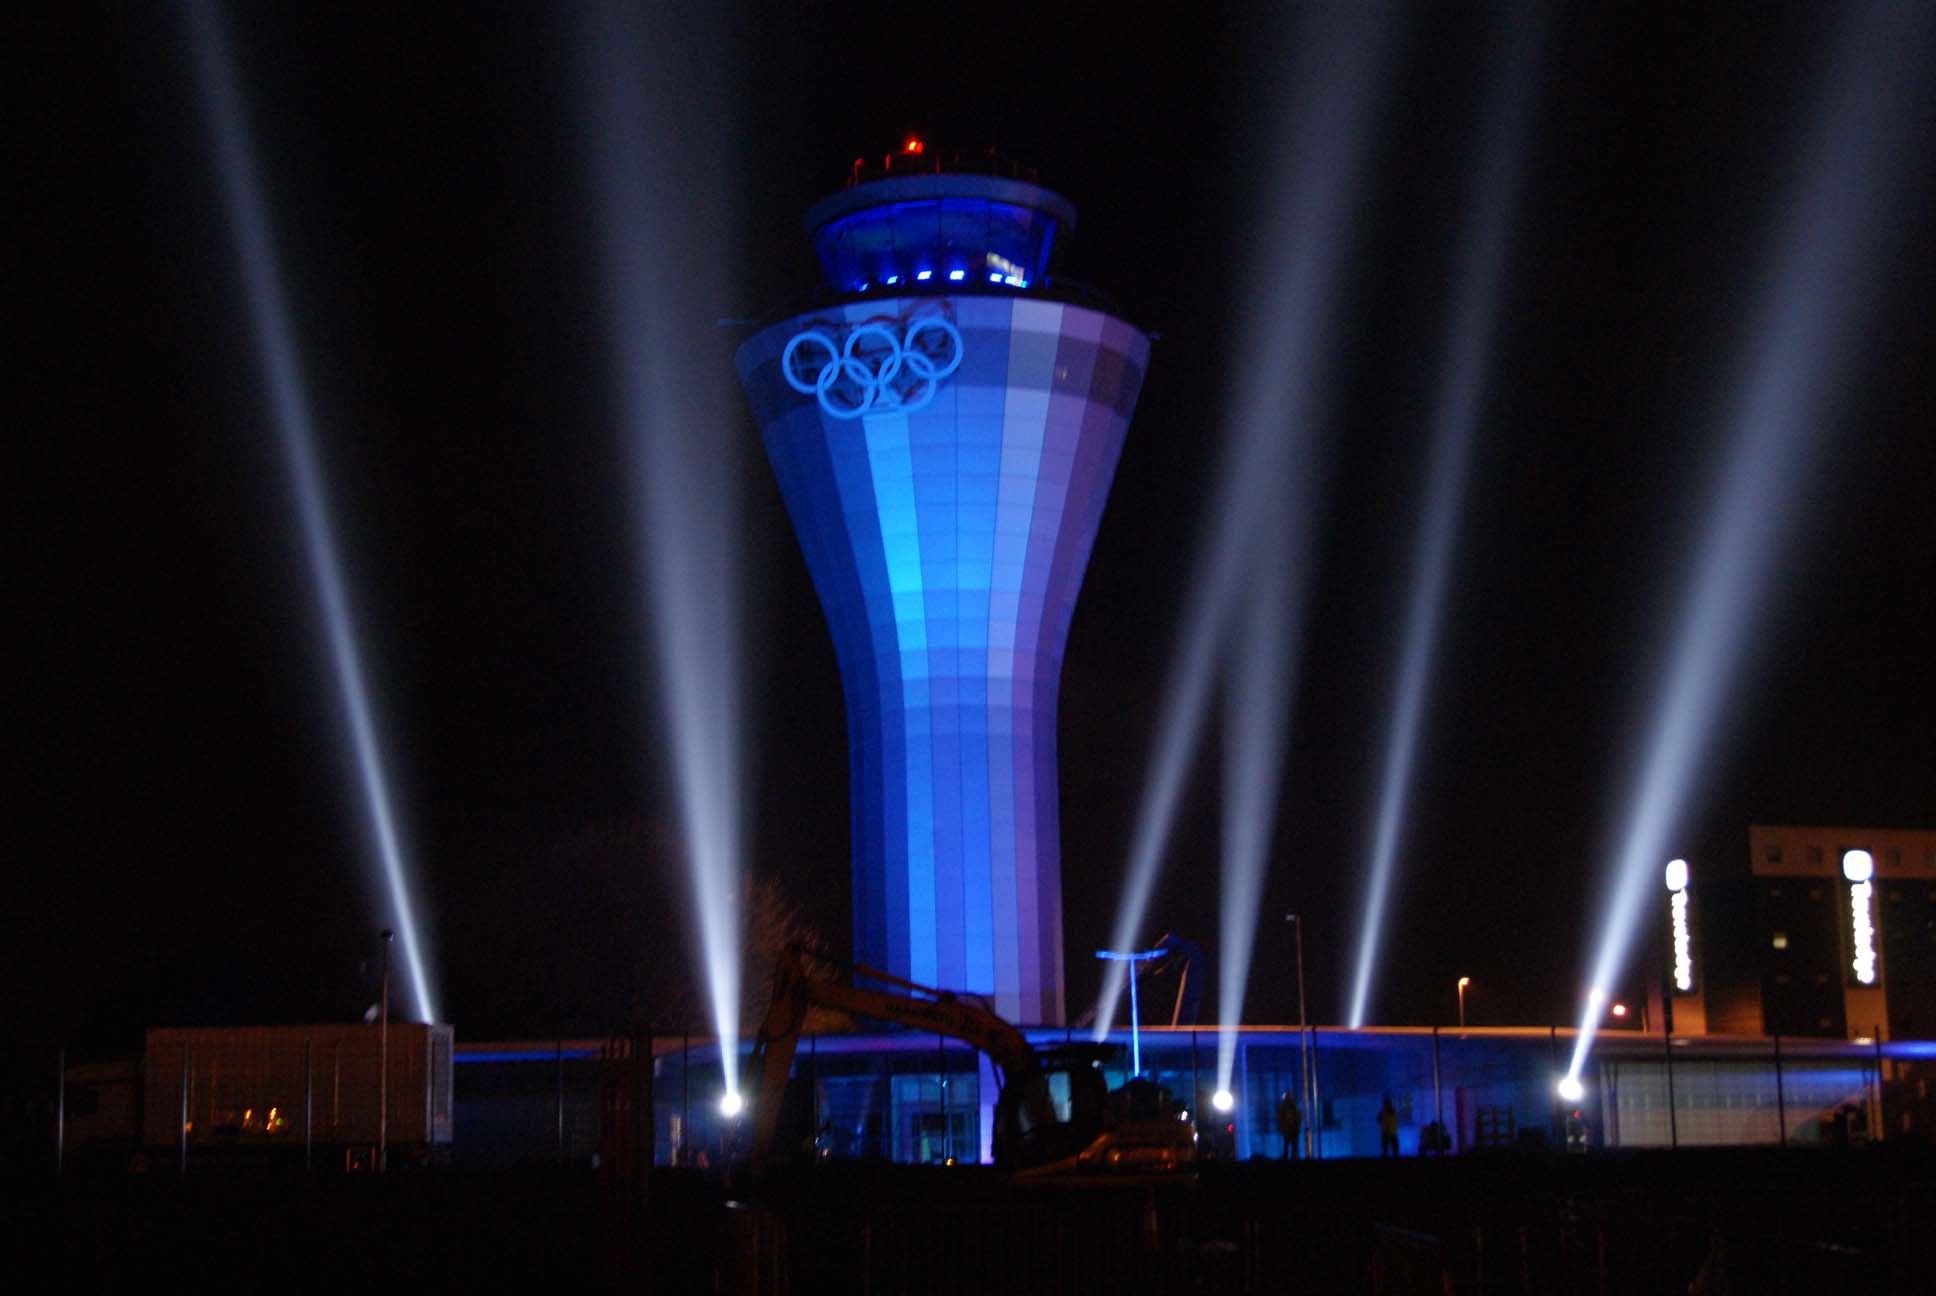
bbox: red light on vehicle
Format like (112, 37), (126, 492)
(904, 137), (924, 155)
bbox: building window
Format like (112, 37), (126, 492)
(1771, 932), (1788, 949)
(1886, 848), (1901, 869)
(1808, 846), (1823, 866)
(1808, 887), (1823, 900)
(1766, 846), (1782, 864)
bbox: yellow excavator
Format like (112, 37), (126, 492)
(749, 944), (1196, 1177)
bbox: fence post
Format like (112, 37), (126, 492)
(1772, 1034), (1786, 1148)
(178, 1042), (190, 1175)
(1872, 1027), (1885, 1139)
(631, 1025), (653, 1275)
(54, 1046), (65, 1177)
(1548, 1027), (1561, 1147)
(304, 1039), (314, 1169)
(1430, 1027), (1443, 1154)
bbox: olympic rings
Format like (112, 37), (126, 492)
(782, 314), (965, 419)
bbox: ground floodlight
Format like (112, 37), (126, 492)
(719, 1091), (744, 1118)
(1841, 849), (1873, 883)
(1556, 1076), (1584, 1103)
(1212, 1089), (1235, 1114)
(1664, 858), (1689, 892)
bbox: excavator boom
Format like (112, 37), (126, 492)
(747, 944), (1192, 1176)
(750, 945), (1041, 1162)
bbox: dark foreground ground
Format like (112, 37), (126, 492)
(8, 1146), (1931, 1294)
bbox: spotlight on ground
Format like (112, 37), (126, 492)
(719, 1091), (744, 1118)
(1556, 1076), (1584, 1104)
(1565, 0), (1933, 1090)
(1212, 1089), (1235, 1114)
(573, 3), (747, 1100)
(1346, 6), (1542, 1029)
(183, 0), (437, 1022)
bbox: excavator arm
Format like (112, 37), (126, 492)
(749, 944), (1047, 1165)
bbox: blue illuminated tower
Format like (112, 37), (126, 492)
(736, 148), (1150, 1024)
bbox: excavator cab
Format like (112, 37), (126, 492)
(994, 1048), (1111, 1170)
(1008, 1063), (1197, 1178)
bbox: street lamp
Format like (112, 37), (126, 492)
(1286, 913), (1314, 1158)
(1457, 976), (1470, 1030)
(1096, 947), (1165, 1076)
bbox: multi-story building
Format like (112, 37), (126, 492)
(1675, 825), (1936, 1041)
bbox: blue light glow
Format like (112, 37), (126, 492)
(947, 268), (966, 281)
(183, 0), (437, 1023)
(916, 269), (933, 281)
(810, 196), (1060, 294)
(1566, 0), (1934, 1085)
(1345, 8), (1542, 1030)
(988, 272), (1003, 283)
(576, 3), (748, 1096)
(886, 275), (901, 285)
(781, 314), (964, 420)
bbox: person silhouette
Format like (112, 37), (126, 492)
(1378, 1094), (1400, 1158)
(1274, 1090), (1302, 1160)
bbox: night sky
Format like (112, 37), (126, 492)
(16, 2), (1934, 1055)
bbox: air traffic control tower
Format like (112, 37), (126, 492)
(736, 146), (1150, 1025)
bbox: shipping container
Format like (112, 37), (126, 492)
(143, 1024), (453, 1163)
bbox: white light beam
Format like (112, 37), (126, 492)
(184, 0), (437, 1022)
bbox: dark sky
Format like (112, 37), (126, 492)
(15, 2), (1934, 1055)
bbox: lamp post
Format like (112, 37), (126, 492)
(1096, 948), (1165, 1076)
(1457, 976), (1470, 1030)
(1286, 913), (1313, 1159)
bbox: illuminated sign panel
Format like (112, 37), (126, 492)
(1670, 891), (1694, 992)
(1665, 858), (1694, 994)
(1843, 850), (1877, 986)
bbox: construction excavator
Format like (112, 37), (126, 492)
(748, 944), (1196, 1177)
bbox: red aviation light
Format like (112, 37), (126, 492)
(903, 136), (924, 155)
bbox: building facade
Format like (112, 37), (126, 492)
(1669, 825), (1936, 1041)
(735, 152), (1149, 1024)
